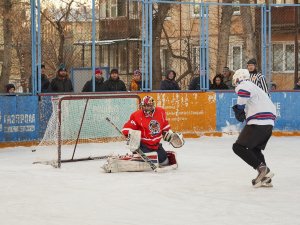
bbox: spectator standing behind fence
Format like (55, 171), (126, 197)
(82, 68), (105, 92)
(29, 64), (50, 93)
(294, 78), (300, 90)
(189, 68), (212, 90)
(130, 69), (142, 91)
(6, 83), (16, 94)
(222, 67), (234, 89)
(247, 58), (269, 96)
(189, 68), (201, 90)
(160, 70), (181, 90)
(103, 68), (127, 91)
(48, 64), (73, 93)
(210, 74), (229, 90)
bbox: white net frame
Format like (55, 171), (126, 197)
(37, 94), (141, 168)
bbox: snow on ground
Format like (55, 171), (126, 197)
(0, 136), (299, 225)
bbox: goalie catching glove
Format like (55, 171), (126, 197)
(163, 130), (185, 148)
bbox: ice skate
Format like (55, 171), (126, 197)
(252, 178), (273, 188)
(252, 163), (274, 188)
(261, 178), (273, 188)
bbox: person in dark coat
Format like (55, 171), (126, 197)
(39, 64), (50, 92)
(29, 64), (50, 93)
(82, 68), (106, 92)
(210, 74), (229, 90)
(160, 70), (181, 90)
(49, 65), (73, 93)
(189, 76), (201, 90)
(294, 78), (300, 90)
(103, 68), (127, 91)
(6, 83), (16, 94)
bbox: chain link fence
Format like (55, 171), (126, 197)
(0, 1), (299, 93)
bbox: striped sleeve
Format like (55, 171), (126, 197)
(237, 89), (251, 98)
(257, 73), (269, 95)
(236, 87), (251, 106)
(251, 72), (269, 96)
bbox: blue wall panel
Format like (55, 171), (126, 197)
(216, 92), (300, 132)
(271, 92), (300, 130)
(0, 96), (39, 142)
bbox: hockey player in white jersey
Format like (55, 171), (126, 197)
(231, 69), (276, 188)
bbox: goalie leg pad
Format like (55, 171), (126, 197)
(102, 152), (159, 173)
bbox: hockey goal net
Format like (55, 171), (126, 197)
(36, 94), (140, 168)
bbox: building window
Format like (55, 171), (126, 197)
(193, 46), (200, 70)
(100, 0), (126, 18)
(229, 45), (243, 71)
(191, 0), (207, 18)
(0, 49), (4, 63)
(118, 43), (127, 74)
(109, 45), (118, 69)
(272, 43), (297, 72)
(128, 42), (139, 72)
(161, 48), (172, 73)
(233, 0), (240, 16)
(129, 1), (139, 19)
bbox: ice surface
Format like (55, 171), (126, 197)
(0, 136), (299, 225)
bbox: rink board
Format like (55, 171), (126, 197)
(0, 91), (299, 144)
(215, 91), (300, 132)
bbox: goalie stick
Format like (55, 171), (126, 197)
(33, 155), (110, 167)
(105, 117), (160, 172)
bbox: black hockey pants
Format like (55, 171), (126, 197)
(139, 143), (168, 163)
(232, 124), (273, 170)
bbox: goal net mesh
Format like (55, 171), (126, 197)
(35, 94), (140, 167)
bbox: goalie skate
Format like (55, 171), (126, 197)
(160, 151), (178, 170)
(102, 152), (159, 173)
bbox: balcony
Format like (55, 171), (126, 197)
(99, 18), (140, 40)
(255, 7), (299, 33)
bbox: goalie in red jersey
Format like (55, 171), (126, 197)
(122, 95), (184, 166)
(102, 95), (184, 173)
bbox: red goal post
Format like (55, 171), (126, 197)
(37, 93), (141, 168)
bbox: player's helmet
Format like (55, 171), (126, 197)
(141, 96), (155, 117)
(232, 69), (250, 87)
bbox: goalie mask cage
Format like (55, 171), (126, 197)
(37, 94), (141, 168)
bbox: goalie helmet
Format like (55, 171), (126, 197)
(232, 69), (250, 87)
(141, 95), (155, 117)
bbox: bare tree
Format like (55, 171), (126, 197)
(240, 0), (256, 60)
(152, 3), (173, 90)
(0, 0), (13, 92)
(41, 0), (76, 69)
(13, 2), (31, 92)
(216, 0), (234, 74)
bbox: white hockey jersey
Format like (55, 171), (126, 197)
(235, 80), (276, 126)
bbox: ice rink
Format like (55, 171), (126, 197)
(0, 136), (299, 225)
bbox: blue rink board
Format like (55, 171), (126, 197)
(216, 92), (300, 132)
(0, 92), (299, 143)
(0, 95), (39, 142)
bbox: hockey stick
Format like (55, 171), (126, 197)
(33, 155), (110, 167)
(105, 117), (160, 172)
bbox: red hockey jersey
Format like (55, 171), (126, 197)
(122, 107), (171, 150)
